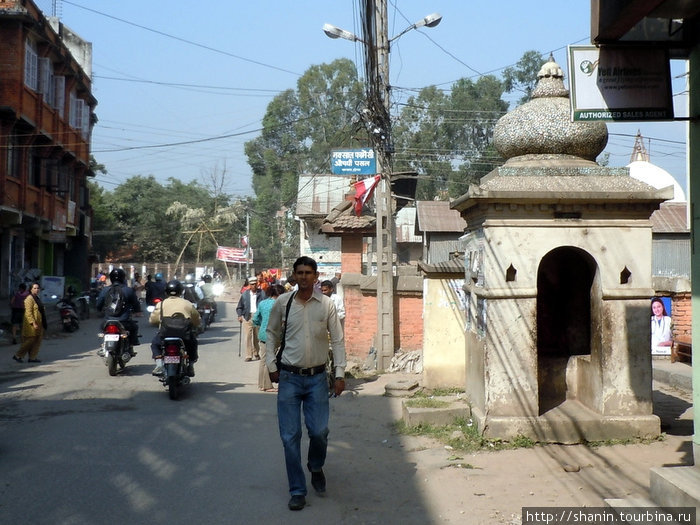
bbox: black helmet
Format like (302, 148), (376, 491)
(165, 279), (183, 297)
(203, 274), (212, 283)
(109, 268), (126, 284)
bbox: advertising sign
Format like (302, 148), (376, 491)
(568, 45), (673, 122)
(40, 275), (65, 303)
(331, 148), (376, 175)
(216, 246), (251, 264)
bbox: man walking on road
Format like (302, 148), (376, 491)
(266, 256), (346, 511)
(236, 276), (265, 361)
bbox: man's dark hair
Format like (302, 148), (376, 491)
(320, 280), (334, 289)
(269, 284), (285, 298)
(293, 256), (317, 273)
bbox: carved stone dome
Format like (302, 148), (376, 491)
(493, 56), (608, 166)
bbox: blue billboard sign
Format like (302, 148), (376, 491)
(331, 148), (376, 175)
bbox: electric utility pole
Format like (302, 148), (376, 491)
(373, 0), (395, 372)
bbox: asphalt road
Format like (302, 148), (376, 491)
(0, 299), (437, 525)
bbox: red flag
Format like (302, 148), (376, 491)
(353, 175), (381, 216)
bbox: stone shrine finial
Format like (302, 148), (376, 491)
(493, 55), (608, 165)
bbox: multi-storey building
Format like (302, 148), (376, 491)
(0, 0), (96, 298)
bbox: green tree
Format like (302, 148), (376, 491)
(393, 76), (508, 199)
(502, 50), (546, 107)
(244, 58), (365, 267)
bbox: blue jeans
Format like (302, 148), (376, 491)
(277, 369), (329, 496)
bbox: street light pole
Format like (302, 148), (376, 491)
(324, 3), (441, 372)
(374, 0), (394, 372)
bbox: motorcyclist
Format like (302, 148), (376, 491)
(197, 274), (218, 316)
(182, 273), (202, 305)
(96, 268), (141, 354)
(149, 279), (201, 377)
(145, 272), (166, 306)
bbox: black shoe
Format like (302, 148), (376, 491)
(288, 495), (306, 511)
(187, 364), (195, 377)
(28, 359), (41, 363)
(310, 469), (326, 494)
(12, 355), (23, 363)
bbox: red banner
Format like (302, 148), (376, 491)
(216, 246), (252, 264)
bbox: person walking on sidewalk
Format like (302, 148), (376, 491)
(253, 283), (284, 392)
(266, 256), (346, 511)
(236, 276), (266, 361)
(9, 283), (29, 345)
(12, 283), (46, 363)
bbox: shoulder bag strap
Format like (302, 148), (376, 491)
(276, 291), (296, 368)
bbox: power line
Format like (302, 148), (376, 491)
(62, 0), (301, 77)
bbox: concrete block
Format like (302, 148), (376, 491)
(650, 466), (700, 517)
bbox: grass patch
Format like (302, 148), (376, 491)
(409, 387), (465, 398)
(395, 417), (536, 452)
(404, 398), (451, 409)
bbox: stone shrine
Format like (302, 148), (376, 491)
(451, 57), (672, 443)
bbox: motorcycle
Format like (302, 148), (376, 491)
(159, 336), (190, 400)
(98, 320), (133, 376)
(76, 292), (90, 320)
(197, 299), (216, 333)
(56, 297), (80, 332)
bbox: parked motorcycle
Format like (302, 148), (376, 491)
(56, 297), (80, 332)
(98, 320), (133, 376)
(159, 336), (190, 400)
(76, 292), (90, 320)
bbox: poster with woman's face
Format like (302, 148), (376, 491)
(651, 297), (672, 355)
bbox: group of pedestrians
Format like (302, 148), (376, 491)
(7, 256), (347, 513)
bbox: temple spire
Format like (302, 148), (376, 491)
(630, 130), (650, 163)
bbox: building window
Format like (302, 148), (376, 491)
(81, 103), (90, 139)
(39, 57), (55, 105)
(7, 130), (20, 178)
(24, 39), (38, 91)
(68, 172), (76, 201)
(54, 76), (65, 117)
(69, 91), (84, 130)
(29, 154), (43, 188)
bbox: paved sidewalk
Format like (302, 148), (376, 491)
(653, 357), (693, 393)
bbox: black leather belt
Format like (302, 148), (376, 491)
(279, 363), (326, 376)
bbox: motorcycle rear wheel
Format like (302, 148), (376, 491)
(168, 381), (179, 400)
(106, 354), (117, 376)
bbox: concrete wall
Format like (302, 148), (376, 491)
(342, 273), (423, 361)
(423, 277), (467, 388)
(463, 219), (655, 418)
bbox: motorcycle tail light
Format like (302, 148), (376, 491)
(60, 309), (70, 315)
(105, 324), (121, 335)
(164, 343), (180, 356)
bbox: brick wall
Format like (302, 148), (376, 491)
(397, 294), (423, 350)
(341, 237), (363, 273)
(671, 292), (691, 339)
(343, 285), (423, 360)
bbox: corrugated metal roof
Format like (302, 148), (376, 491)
(415, 200), (466, 233)
(396, 207), (421, 243)
(650, 202), (688, 233)
(296, 174), (353, 217)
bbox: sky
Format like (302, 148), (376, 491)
(40, 0), (689, 197)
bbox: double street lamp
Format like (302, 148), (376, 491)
(323, 12), (442, 44)
(324, 4), (442, 371)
